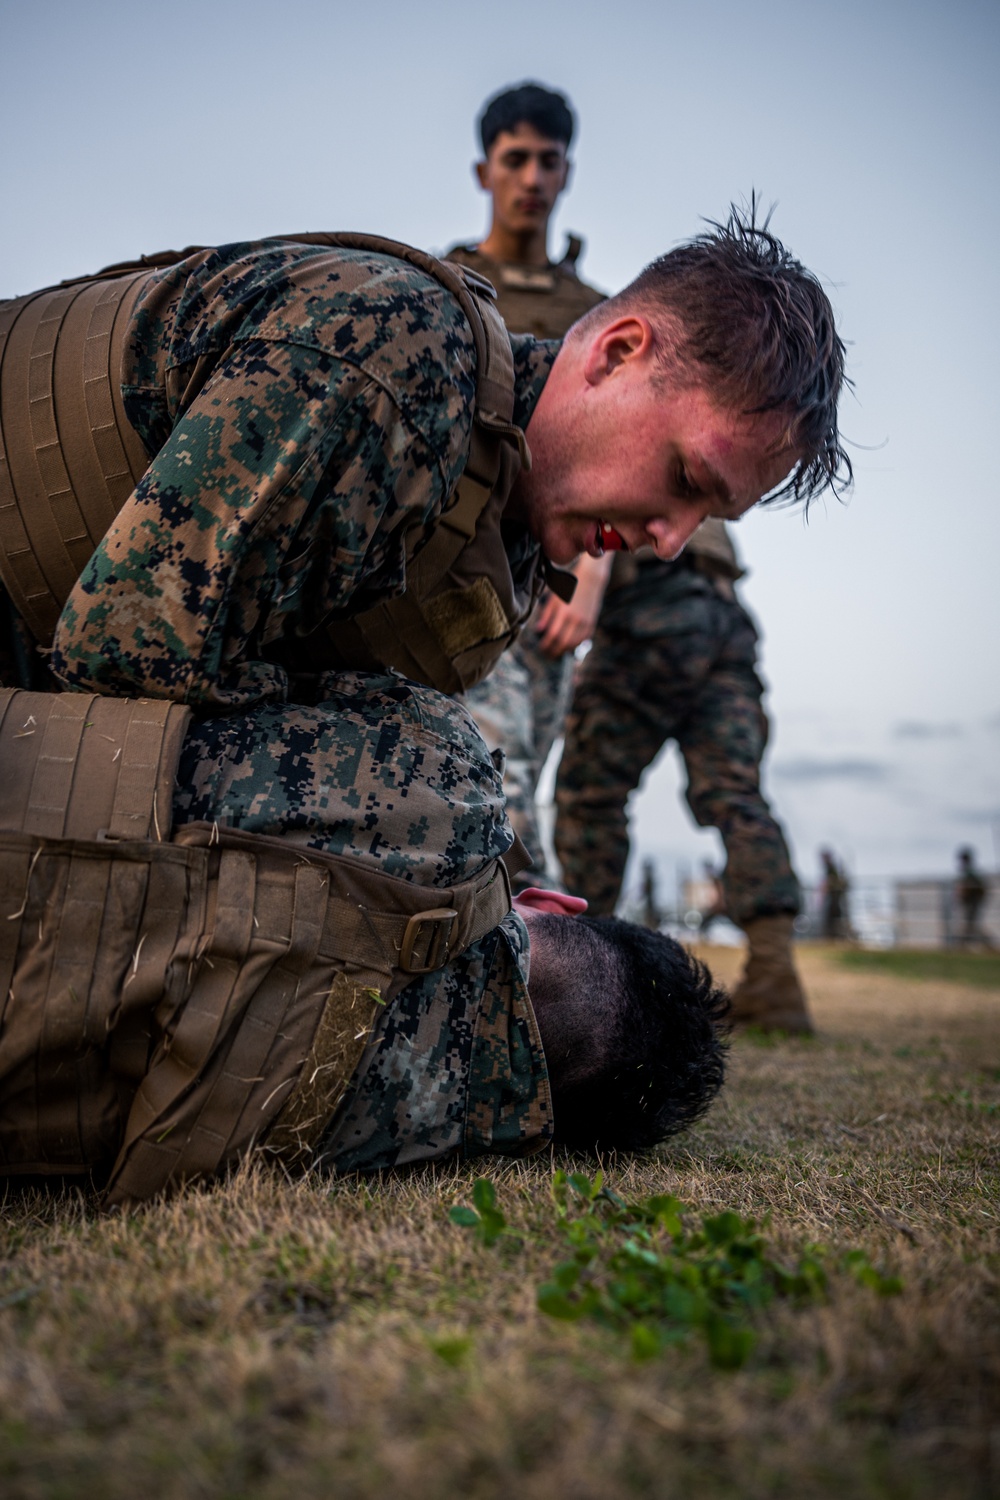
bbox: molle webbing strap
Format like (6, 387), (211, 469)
(169, 822), (513, 980)
(343, 588), (468, 696)
(101, 828), (513, 1204)
(501, 831), (532, 883)
(0, 815), (511, 1199)
(0, 293), (55, 640)
(0, 272), (154, 641)
(0, 834), (201, 1178)
(0, 688), (190, 842)
(89, 231), (519, 429)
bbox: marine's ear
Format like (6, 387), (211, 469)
(583, 315), (655, 386)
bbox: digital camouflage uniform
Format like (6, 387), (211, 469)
(554, 545), (800, 927)
(176, 671), (551, 1172)
(955, 853), (991, 947)
(318, 894), (542, 1173)
(0, 673), (552, 1188)
(446, 242), (604, 883)
(0, 238), (566, 1185)
(19, 240), (553, 708)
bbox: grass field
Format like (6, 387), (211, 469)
(1, 945), (998, 1500)
(837, 946), (1000, 990)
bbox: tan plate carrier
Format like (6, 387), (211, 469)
(0, 688), (513, 1206)
(0, 233), (545, 693)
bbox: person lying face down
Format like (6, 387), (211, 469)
(0, 674), (728, 1200)
(173, 673), (729, 1176)
(510, 887), (728, 1154)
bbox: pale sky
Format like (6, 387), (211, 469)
(3, 0), (998, 892)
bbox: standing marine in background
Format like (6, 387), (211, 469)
(555, 527), (814, 1034)
(819, 848), (852, 941)
(954, 846), (991, 947)
(446, 83), (815, 1034)
(446, 83), (607, 883)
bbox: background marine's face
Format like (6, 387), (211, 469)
(476, 123), (570, 239)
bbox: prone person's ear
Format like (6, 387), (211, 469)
(514, 887), (588, 916)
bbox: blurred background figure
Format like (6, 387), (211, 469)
(447, 81), (606, 886)
(555, 531), (814, 1035)
(640, 858), (663, 930)
(819, 848), (852, 941)
(697, 860), (727, 937)
(954, 847), (993, 948)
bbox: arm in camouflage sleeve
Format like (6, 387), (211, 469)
(50, 338), (473, 710)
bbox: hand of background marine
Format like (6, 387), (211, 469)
(534, 551), (615, 658)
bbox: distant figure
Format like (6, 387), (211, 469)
(698, 861), (727, 936)
(556, 530), (816, 1035)
(447, 82), (606, 885)
(820, 849), (851, 940)
(955, 847), (992, 947)
(640, 858), (663, 930)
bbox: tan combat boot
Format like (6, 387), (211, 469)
(729, 914), (814, 1034)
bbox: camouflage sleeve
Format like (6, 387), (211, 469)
(314, 911), (552, 1174)
(462, 908), (553, 1158)
(51, 330), (474, 709)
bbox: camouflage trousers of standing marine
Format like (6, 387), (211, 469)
(462, 610), (574, 888)
(553, 561), (800, 926)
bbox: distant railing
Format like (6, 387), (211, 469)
(618, 872), (1000, 949)
(890, 878), (1000, 949)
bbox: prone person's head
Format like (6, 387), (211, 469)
(475, 82), (575, 238)
(515, 892), (729, 1149)
(512, 204), (850, 566)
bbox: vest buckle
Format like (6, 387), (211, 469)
(400, 908), (459, 974)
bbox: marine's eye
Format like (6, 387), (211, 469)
(676, 465), (697, 498)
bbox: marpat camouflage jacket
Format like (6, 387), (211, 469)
(50, 241), (554, 710)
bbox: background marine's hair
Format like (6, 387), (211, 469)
(478, 82), (575, 155)
(605, 200), (852, 503)
(536, 916), (730, 1151)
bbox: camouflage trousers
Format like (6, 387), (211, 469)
(553, 562), (800, 926)
(462, 610), (574, 887)
(174, 669), (511, 886)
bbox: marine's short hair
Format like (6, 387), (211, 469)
(479, 82), (575, 155)
(531, 916), (729, 1150)
(590, 201), (851, 503)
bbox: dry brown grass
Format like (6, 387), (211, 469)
(2, 946), (998, 1500)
